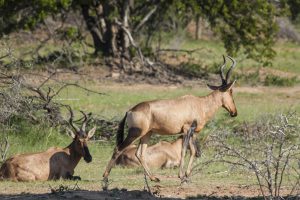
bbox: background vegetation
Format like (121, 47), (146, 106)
(0, 0), (300, 199)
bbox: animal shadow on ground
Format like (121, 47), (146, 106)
(1, 188), (298, 200)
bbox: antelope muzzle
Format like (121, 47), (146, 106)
(230, 111), (238, 117)
(83, 146), (92, 163)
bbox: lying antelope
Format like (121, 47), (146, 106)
(116, 136), (201, 169)
(103, 55), (238, 182)
(0, 110), (96, 181)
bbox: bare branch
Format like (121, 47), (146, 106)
(116, 20), (153, 67)
(134, 6), (157, 32)
(0, 136), (9, 161)
(206, 112), (300, 199)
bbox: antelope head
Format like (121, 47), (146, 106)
(68, 108), (96, 163)
(207, 55), (237, 117)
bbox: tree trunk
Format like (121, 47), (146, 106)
(102, 2), (118, 57)
(195, 14), (201, 40)
(81, 4), (104, 55)
(81, 1), (138, 68)
(121, 0), (130, 58)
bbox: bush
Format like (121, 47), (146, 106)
(236, 70), (260, 86)
(208, 112), (300, 199)
(264, 75), (298, 86)
(178, 63), (207, 78)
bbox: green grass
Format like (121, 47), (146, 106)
(1, 31), (300, 197)
(0, 83), (299, 197)
(0, 140), (258, 194)
(53, 83), (300, 122)
(273, 41), (300, 73)
(1, 119), (69, 155)
(178, 38), (300, 74)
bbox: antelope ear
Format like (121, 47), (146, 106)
(207, 84), (220, 91)
(87, 126), (96, 139)
(221, 80), (236, 92)
(66, 127), (76, 139)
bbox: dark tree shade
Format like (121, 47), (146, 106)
(287, 0), (300, 20)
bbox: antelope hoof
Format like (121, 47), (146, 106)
(180, 176), (190, 185)
(185, 171), (191, 178)
(72, 176), (81, 181)
(150, 176), (160, 182)
(103, 171), (109, 178)
(102, 177), (109, 191)
(178, 172), (185, 179)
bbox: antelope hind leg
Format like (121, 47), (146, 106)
(179, 124), (191, 179)
(185, 135), (197, 177)
(178, 136), (188, 179)
(179, 121), (197, 180)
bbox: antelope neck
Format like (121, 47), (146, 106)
(64, 141), (82, 167)
(199, 91), (223, 121)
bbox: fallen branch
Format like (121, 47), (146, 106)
(156, 48), (206, 55)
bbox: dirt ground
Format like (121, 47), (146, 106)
(0, 184), (270, 200)
(0, 175), (298, 200)
(0, 185), (298, 200)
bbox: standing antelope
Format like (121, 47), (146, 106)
(116, 136), (201, 169)
(103, 56), (238, 182)
(0, 110), (96, 181)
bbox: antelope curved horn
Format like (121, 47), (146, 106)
(80, 111), (88, 132)
(219, 55), (226, 85)
(67, 106), (80, 132)
(225, 56), (236, 83)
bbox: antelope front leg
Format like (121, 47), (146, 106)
(65, 172), (81, 181)
(135, 134), (159, 182)
(103, 129), (141, 182)
(103, 147), (123, 180)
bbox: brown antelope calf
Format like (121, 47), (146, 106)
(0, 110), (96, 181)
(103, 56), (238, 182)
(116, 136), (201, 169)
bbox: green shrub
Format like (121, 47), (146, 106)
(264, 75), (298, 86)
(236, 70), (260, 86)
(179, 63), (207, 78)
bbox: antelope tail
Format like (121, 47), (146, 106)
(116, 112), (128, 146)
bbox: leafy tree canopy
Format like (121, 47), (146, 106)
(0, 0), (295, 66)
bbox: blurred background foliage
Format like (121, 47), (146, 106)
(0, 0), (299, 67)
